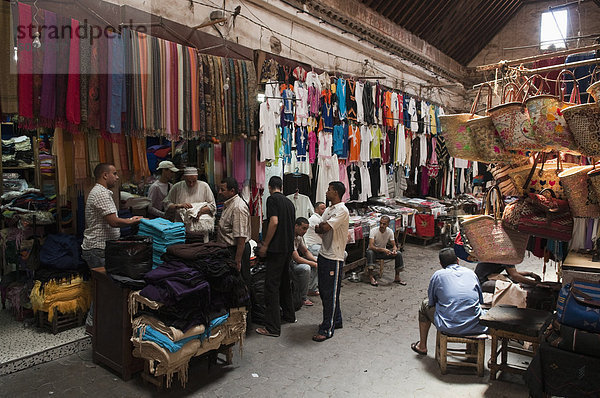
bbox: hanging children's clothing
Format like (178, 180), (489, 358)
(348, 124), (361, 162)
(282, 88), (294, 123)
(360, 125), (371, 162)
(379, 163), (389, 197)
(370, 125), (382, 159)
(336, 78), (347, 120)
(315, 155), (340, 203)
(395, 123), (406, 165)
(347, 163), (362, 201)
(296, 125), (308, 160)
(294, 81), (309, 126)
(356, 82), (364, 124)
(408, 97), (418, 132)
(308, 130), (317, 163)
(259, 101), (276, 161)
(359, 162), (372, 202)
(318, 130), (332, 158)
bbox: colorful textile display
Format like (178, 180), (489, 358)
(138, 218), (186, 267)
(30, 276), (91, 321)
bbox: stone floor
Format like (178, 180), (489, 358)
(0, 243), (556, 397)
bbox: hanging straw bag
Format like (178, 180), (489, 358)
(588, 167), (600, 201)
(490, 77), (545, 151)
(508, 153), (577, 199)
(563, 70), (600, 156)
(526, 70), (581, 153)
(460, 185), (530, 264)
(467, 84), (516, 163)
(558, 165), (600, 218)
(438, 87), (485, 161)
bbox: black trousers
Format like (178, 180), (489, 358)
(263, 251), (294, 335)
(227, 242), (251, 284)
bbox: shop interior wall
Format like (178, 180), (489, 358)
(468, 1), (600, 75)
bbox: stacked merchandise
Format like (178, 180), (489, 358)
(29, 234), (91, 332)
(2, 136), (33, 167)
(1, 189), (57, 225)
(2, 172), (28, 194)
(39, 141), (54, 178)
(138, 218), (186, 268)
(129, 242), (249, 387)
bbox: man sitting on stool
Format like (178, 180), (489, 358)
(366, 216), (406, 286)
(411, 248), (487, 356)
(290, 217), (318, 307)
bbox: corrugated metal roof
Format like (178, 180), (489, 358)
(358, 0), (525, 65)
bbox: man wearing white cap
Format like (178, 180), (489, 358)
(164, 167), (216, 219)
(147, 161), (178, 218)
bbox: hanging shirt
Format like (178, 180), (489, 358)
(316, 155), (339, 203)
(336, 78), (347, 120)
(259, 102), (276, 161)
(403, 94), (411, 128)
(408, 97), (418, 132)
(294, 81), (309, 126)
(308, 130), (318, 163)
(347, 163), (362, 201)
(359, 162), (372, 202)
(421, 100), (430, 135)
(348, 124), (361, 162)
(286, 193), (313, 219)
(265, 80), (281, 120)
(296, 125), (308, 159)
(333, 124), (345, 157)
(430, 104), (437, 135)
(360, 125), (371, 162)
(318, 131), (333, 158)
(356, 82), (364, 124)
(321, 101), (334, 133)
(379, 163), (389, 196)
(363, 81), (374, 125)
(381, 130), (391, 164)
(419, 134), (428, 167)
(395, 124), (406, 165)
(282, 88), (294, 123)
(370, 125), (382, 159)
(369, 159), (381, 198)
(391, 92), (400, 128)
(282, 124), (292, 164)
(346, 80), (358, 122)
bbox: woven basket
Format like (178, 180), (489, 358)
(587, 80), (600, 102)
(558, 165), (600, 218)
(467, 116), (514, 163)
(525, 70), (580, 153)
(588, 168), (600, 201)
(439, 114), (482, 161)
(460, 186), (529, 265)
(562, 103), (600, 156)
(490, 78), (545, 151)
(508, 158), (578, 199)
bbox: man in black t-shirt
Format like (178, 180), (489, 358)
(256, 176), (296, 337)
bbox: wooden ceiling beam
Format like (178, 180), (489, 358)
(379, 0), (404, 18)
(456, 0), (523, 64)
(412, 0), (451, 37)
(401, 1), (434, 31)
(394, 1), (421, 25)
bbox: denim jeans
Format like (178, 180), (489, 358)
(366, 249), (404, 271)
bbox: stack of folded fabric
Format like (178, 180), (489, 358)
(2, 136), (33, 167)
(138, 218), (186, 267)
(39, 141), (54, 178)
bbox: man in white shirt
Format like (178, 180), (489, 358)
(147, 161), (178, 218)
(366, 216), (406, 286)
(304, 201), (326, 296)
(290, 217), (318, 307)
(163, 167), (216, 230)
(313, 182), (349, 342)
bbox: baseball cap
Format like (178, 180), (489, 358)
(157, 161), (179, 172)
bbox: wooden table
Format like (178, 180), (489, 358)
(91, 268), (144, 380)
(561, 251), (600, 285)
(479, 306), (552, 381)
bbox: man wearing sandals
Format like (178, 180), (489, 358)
(365, 215), (406, 286)
(312, 182), (349, 342)
(411, 248), (487, 355)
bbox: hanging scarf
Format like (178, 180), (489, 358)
(107, 32), (124, 135)
(17, 3), (34, 125)
(54, 15), (70, 129)
(97, 136), (106, 163)
(214, 56), (224, 137)
(223, 58), (231, 139)
(233, 139), (246, 185)
(197, 53), (206, 139)
(98, 33), (108, 134)
(87, 31), (100, 130)
(79, 21), (91, 124)
(169, 41), (179, 140)
(177, 44), (184, 135)
(206, 55), (216, 138)
(0, 1), (17, 114)
(201, 55), (213, 138)
(145, 35), (155, 134)
(117, 133), (130, 178)
(112, 140), (121, 175)
(130, 30), (143, 133)
(245, 60), (258, 137)
(73, 132), (88, 185)
(189, 47), (199, 136)
(159, 38), (167, 135)
(86, 131), (100, 174)
(241, 60), (250, 137)
(138, 32), (148, 132)
(151, 36), (161, 134)
(103, 138), (114, 165)
(66, 18), (81, 132)
(182, 45), (191, 136)
(52, 128), (68, 204)
(32, 10), (45, 120)
(234, 59), (242, 136)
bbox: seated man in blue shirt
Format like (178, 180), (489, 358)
(411, 248), (487, 355)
